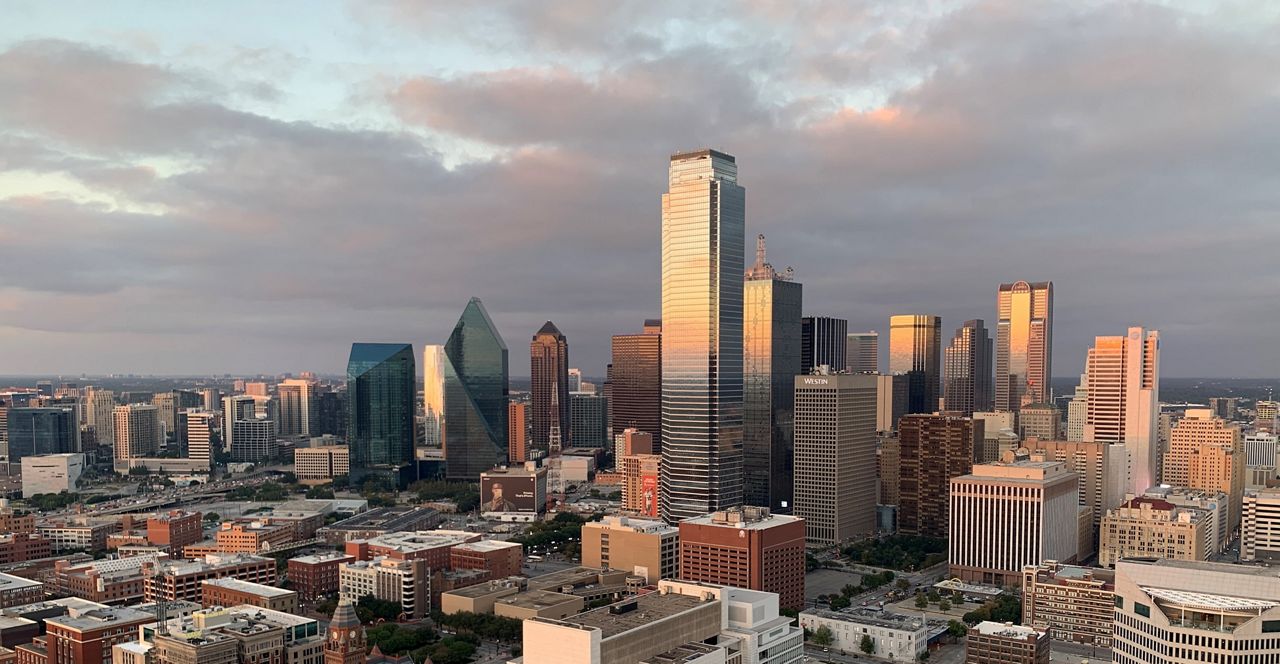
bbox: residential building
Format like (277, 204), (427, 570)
(608, 320), (661, 447)
(1023, 439), (1129, 528)
(943, 319), (993, 416)
(889, 315), (942, 414)
(84, 388), (115, 448)
(112, 404), (161, 460)
(443, 298), (510, 481)
(0, 574), (43, 609)
(343, 530), (476, 568)
(801, 316), (846, 373)
(346, 343), (416, 485)
(1111, 558), (1280, 664)
(143, 554), (277, 603)
(793, 373), (877, 544)
(20, 454), (84, 498)
(0, 534), (50, 565)
(569, 393), (607, 448)
(277, 379), (317, 438)
(582, 516), (679, 584)
(1099, 497), (1211, 567)
(660, 149), (745, 523)
(230, 418), (277, 462)
(338, 557), (429, 619)
(743, 234), (802, 513)
(287, 552), (354, 602)
(521, 579), (802, 664)
(1019, 404), (1060, 441)
(678, 506), (805, 610)
(15, 607), (154, 664)
(201, 577), (298, 613)
(845, 332), (879, 374)
(878, 434), (900, 506)
(995, 281), (1054, 412)
(6, 408), (76, 463)
(1020, 562), (1115, 647)
(212, 521), (293, 554)
(449, 540), (523, 581)
(949, 454), (1079, 585)
(875, 374), (908, 433)
(1242, 488), (1280, 561)
(1082, 327), (1160, 495)
(898, 414), (980, 538)
(507, 401), (527, 464)
(798, 609), (927, 662)
(621, 454), (661, 517)
(53, 554), (166, 605)
(294, 446), (349, 483)
(530, 322), (571, 452)
(221, 395), (257, 453)
(965, 622), (1050, 664)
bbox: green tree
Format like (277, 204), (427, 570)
(204, 512), (220, 522)
(830, 596), (851, 610)
(947, 620), (968, 638)
(811, 625), (834, 647)
(860, 634), (875, 655)
(841, 584), (859, 598)
(927, 590), (941, 603)
(896, 578), (911, 591)
(939, 599), (951, 611)
(915, 593), (928, 609)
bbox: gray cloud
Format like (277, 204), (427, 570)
(1, 1), (1279, 378)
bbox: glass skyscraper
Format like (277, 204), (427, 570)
(943, 319), (994, 416)
(608, 320), (662, 443)
(995, 281), (1054, 412)
(6, 407), (76, 462)
(801, 316), (847, 373)
(743, 234), (802, 513)
(346, 343), (415, 485)
(443, 297), (509, 480)
(889, 314), (943, 414)
(660, 148), (745, 522)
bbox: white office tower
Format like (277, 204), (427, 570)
(185, 411), (215, 469)
(1083, 327), (1160, 495)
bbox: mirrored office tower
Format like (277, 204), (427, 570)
(660, 148), (745, 523)
(743, 234), (802, 513)
(943, 319), (993, 416)
(995, 281), (1054, 412)
(346, 343), (415, 486)
(889, 315), (943, 415)
(444, 297), (510, 480)
(801, 316), (847, 373)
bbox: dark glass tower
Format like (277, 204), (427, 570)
(6, 407), (76, 462)
(943, 319), (994, 416)
(530, 321), (570, 451)
(444, 297), (510, 480)
(889, 315), (943, 414)
(609, 320), (662, 445)
(743, 235), (802, 512)
(801, 316), (847, 373)
(346, 343), (415, 486)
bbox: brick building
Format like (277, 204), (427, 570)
(143, 554), (276, 603)
(678, 507), (805, 610)
(201, 577), (298, 613)
(287, 552), (354, 602)
(15, 606), (154, 664)
(146, 511), (203, 556)
(449, 541), (523, 581)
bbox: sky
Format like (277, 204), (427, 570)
(1, 1), (1278, 379)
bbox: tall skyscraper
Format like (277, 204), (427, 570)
(277, 379), (316, 438)
(1083, 327), (1160, 495)
(198, 388), (222, 413)
(346, 343), (415, 485)
(530, 322), (570, 451)
(507, 401), (527, 464)
(889, 314), (942, 415)
(995, 281), (1054, 412)
(742, 235), (802, 512)
(801, 316), (847, 373)
(221, 395), (256, 453)
(185, 411), (215, 469)
(423, 344), (446, 448)
(569, 392), (608, 448)
(845, 332), (879, 374)
(793, 373), (877, 544)
(897, 413), (980, 538)
(5, 407), (76, 462)
(660, 148), (745, 522)
(113, 403), (161, 460)
(608, 320), (661, 443)
(943, 319), (993, 416)
(443, 297), (509, 480)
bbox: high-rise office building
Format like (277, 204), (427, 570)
(277, 379), (316, 438)
(801, 316), (847, 373)
(875, 374), (908, 433)
(198, 388), (222, 413)
(1099, 497), (1212, 567)
(943, 319), (993, 416)
(995, 281), (1053, 412)
(678, 506), (805, 610)
(1188, 439), (1246, 533)
(889, 315), (942, 414)
(5, 407), (76, 462)
(845, 332), (879, 374)
(897, 413), (979, 538)
(221, 395), (256, 453)
(423, 344), (446, 448)
(1023, 439), (1129, 528)
(608, 320), (661, 443)
(1083, 327), (1160, 495)
(569, 392), (608, 448)
(1256, 400), (1278, 431)
(113, 404), (161, 460)
(1065, 375), (1088, 442)
(1209, 397), (1239, 421)
(1019, 403), (1061, 440)
(507, 401), (527, 464)
(793, 373), (877, 544)
(152, 392), (178, 441)
(1164, 408), (1240, 486)
(1242, 488), (1280, 562)
(743, 235), (802, 512)
(660, 148), (745, 523)
(346, 343), (415, 485)
(530, 321), (570, 451)
(231, 417), (277, 462)
(443, 297), (509, 480)
(185, 411), (215, 468)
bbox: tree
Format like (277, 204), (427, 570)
(829, 596), (851, 610)
(915, 593), (928, 609)
(939, 599), (951, 611)
(811, 625), (834, 647)
(896, 578), (911, 591)
(860, 634), (875, 655)
(927, 590), (941, 603)
(841, 584), (859, 598)
(947, 620), (968, 639)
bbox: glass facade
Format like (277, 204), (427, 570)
(889, 314), (942, 415)
(801, 316), (847, 373)
(569, 393), (608, 448)
(6, 407), (76, 462)
(346, 343), (416, 482)
(443, 297), (509, 480)
(608, 320), (662, 444)
(660, 148), (745, 522)
(743, 235), (802, 512)
(530, 321), (570, 451)
(943, 319), (994, 416)
(996, 281), (1054, 412)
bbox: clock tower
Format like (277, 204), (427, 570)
(325, 598), (367, 664)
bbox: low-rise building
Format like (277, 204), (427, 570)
(1143, 485), (1230, 553)
(294, 446), (349, 484)
(0, 575), (42, 610)
(147, 511), (204, 556)
(287, 552), (354, 602)
(143, 554), (276, 603)
(53, 554), (169, 605)
(201, 577), (298, 613)
(1099, 496), (1212, 567)
(344, 530), (477, 568)
(35, 520), (112, 553)
(582, 516), (679, 585)
(449, 540), (523, 581)
(214, 521), (294, 554)
(0, 535), (50, 565)
(20, 455), (85, 498)
(1020, 562), (1115, 647)
(14, 606), (154, 664)
(316, 506), (441, 545)
(798, 608), (928, 662)
(965, 621), (1050, 664)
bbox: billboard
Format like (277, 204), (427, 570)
(481, 474), (539, 513)
(640, 474), (658, 517)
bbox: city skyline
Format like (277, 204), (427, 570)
(2, 3), (1278, 378)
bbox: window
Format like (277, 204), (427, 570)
(1114, 597), (1123, 609)
(1134, 603), (1150, 618)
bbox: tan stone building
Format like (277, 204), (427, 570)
(1099, 497), (1211, 567)
(619, 454), (660, 518)
(581, 516), (678, 584)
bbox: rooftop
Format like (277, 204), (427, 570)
(643, 641), (722, 664)
(361, 530), (474, 553)
(0, 573), (41, 592)
(322, 506), (439, 532)
(452, 540), (522, 553)
(801, 608), (927, 631)
(494, 589), (580, 610)
(682, 506), (801, 530)
(155, 554), (272, 576)
(290, 551), (355, 565)
(202, 577), (294, 597)
(444, 579), (522, 599)
(48, 607), (154, 632)
(554, 592), (710, 639)
(972, 621), (1042, 639)
(1132, 557), (1280, 578)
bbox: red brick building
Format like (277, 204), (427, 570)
(287, 552), (354, 602)
(678, 506), (806, 610)
(449, 540), (523, 580)
(898, 414), (980, 538)
(146, 510), (203, 556)
(15, 606), (154, 664)
(344, 531), (477, 569)
(143, 554), (276, 603)
(0, 534), (51, 565)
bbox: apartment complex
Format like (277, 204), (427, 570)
(898, 414), (980, 538)
(581, 516), (679, 585)
(143, 554), (276, 603)
(337, 557), (430, 619)
(287, 552), (355, 602)
(201, 577), (298, 613)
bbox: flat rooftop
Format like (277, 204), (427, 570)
(973, 621), (1041, 638)
(1131, 558), (1280, 578)
(202, 577), (294, 597)
(644, 641), (721, 664)
(495, 589), (580, 610)
(453, 540), (522, 553)
(557, 592), (709, 639)
(290, 551), (354, 565)
(324, 506), (438, 531)
(801, 608), (927, 631)
(48, 607), (154, 631)
(444, 580), (522, 599)
(226, 605), (316, 627)
(681, 507), (801, 530)
(363, 531), (474, 553)
(0, 573), (41, 592)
